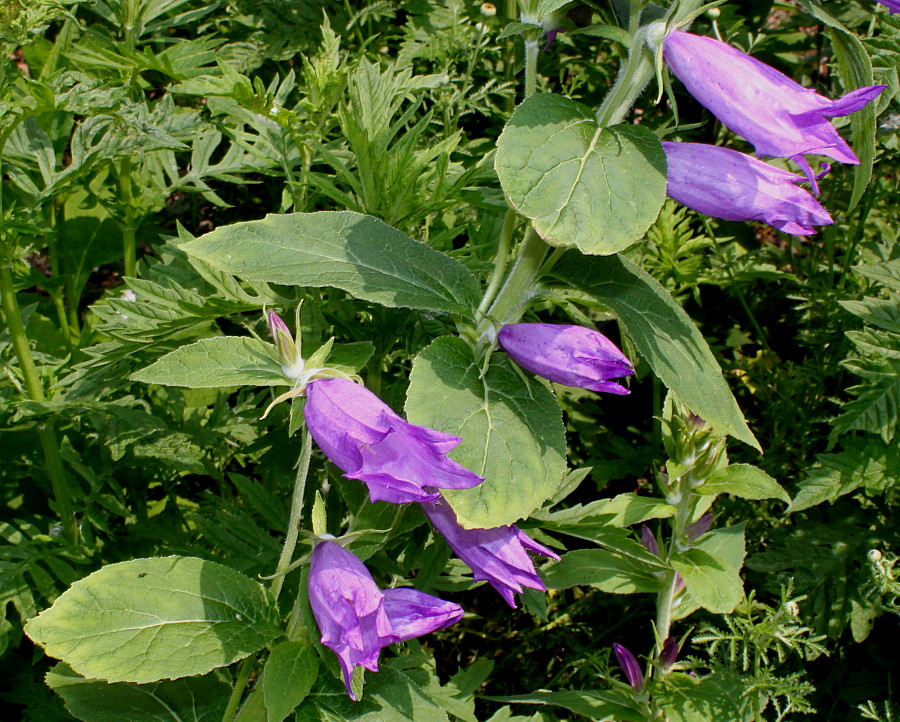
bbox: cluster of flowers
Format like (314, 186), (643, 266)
(657, 25), (885, 235)
(269, 314), (634, 697)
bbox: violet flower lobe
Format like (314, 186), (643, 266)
(662, 29), (885, 185)
(662, 142), (833, 236)
(498, 323), (633, 395)
(876, 0), (900, 13)
(421, 496), (560, 608)
(304, 378), (483, 504)
(308, 541), (463, 699)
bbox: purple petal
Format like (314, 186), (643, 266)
(382, 588), (464, 640)
(659, 637), (680, 669)
(876, 0), (900, 12)
(421, 497), (559, 608)
(663, 142), (833, 235)
(613, 643), (644, 690)
(640, 525), (659, 557)
(498, 324), (633, 394)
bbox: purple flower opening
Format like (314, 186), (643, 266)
(421, 496), (560, 608)
(308, 541), (463, 699)
(497, 323), (634, 395)
(662, 142), (833, 235)
(613, 643), (645, 691)
(304, 378), (484, 504)
(663, 30), (885, 183)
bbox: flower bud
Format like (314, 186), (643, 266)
(267, 311), (303, 379)
(613, 644), (644, 691)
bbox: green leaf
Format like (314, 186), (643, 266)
(405, 336), (566, 528)
(131, 337), (285, 388)
(181, 211), (479, 317)
(25, 556), (281, 683)
(696, 464), (791, 504)
(654, 672), (754, 722)
(45, 664), (230, 722)
(483, 690), (643, 722)
(671, 548), (743, 614)
(262, 641), (320, 722)
(552, 252), (758, 449)
(543, 549), (666, 594)
(495, 93), (666, 255)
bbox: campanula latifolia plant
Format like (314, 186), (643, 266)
(3, 0), (899, 719)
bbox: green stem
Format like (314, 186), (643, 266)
(270, 428), (313, 602)
(524, 36), (540, 99)
(120, 157), (137, 278)
(477, 210), (517, 318)
(655, 571), (678, 645)
(54, 201), (80, 340)
(595, 26), (656, 127)
(0, 261), (78, 542)
(221, 657), (255, 722)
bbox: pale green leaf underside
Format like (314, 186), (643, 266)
(406, 336), (566, 528)
(496, 93), (666, 255)
(698, 464), (791, 504)
(672, 548), (744, 614)
(553, 252), (758, 449)
(180, 211), (479, 317)
(25, 556), (281, 684)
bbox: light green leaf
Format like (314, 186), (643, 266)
(45, 664), (230, 722)
(484, 690), (643, 722)
(25, 556), (281, 684)
(405, 336), (566, 528)
(262, 641), (320, 722)
(655, 673), (754, 722)
(543, 549), (666, 594)
(552, 252), (759, 449)
(180, 211), (479, 317)
(131, 337), (284, 388)
(671, 548), (743, 614)
(495, 93), (666, 255)
(696, 464), (790, 504)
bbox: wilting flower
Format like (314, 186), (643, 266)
(662, 142), (833, 235)
(498, 323), (633, 395)
(304, 378), (483, 504)
(876, 0), (900, 13)
(421, 496), (560, 608)
(308, 541), (463, 699)
(613, 643), (645, 691)
(662, 29), (885, 186)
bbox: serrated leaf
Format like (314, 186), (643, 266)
(552, 252), (758, 449)
(131, 337), (285, 388)
(262, 641), (320, 722)
(45, 664), (230, 722)
(181, 211), (479, 317)
(25, 556), (281, 683)
(833, 364), (900, 443)
(655, 672), (754, 722)
(671, 548), (743, 614)
(495, 93), (666, 255)
(696, 464), (790, 503)
(405, 336), (566, 528)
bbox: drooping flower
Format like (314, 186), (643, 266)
(304, 378), (483, 504)
(662, 29), (885, 186)
(876, 0), (900, 13)
(497, 323), (633, 395)
(421, 496), (560, 608)
(613, 643), (645, 691)
(308, 541), (464, 699)
(662, 142), (833, 235)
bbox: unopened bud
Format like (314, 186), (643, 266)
(868, 549), (883, 563)
(640, 525), (659, 557)
(658, 637), (679, 670)
(613, 643), (644, 691)
(268, 311), (304, 379)
(480, 2), (496, 16)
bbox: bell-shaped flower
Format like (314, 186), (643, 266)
(662, 29), (885, 186)
(498, 323), (633, 395)
(304, 378), (484, 504)
(876, 0), (900, 13)
(421, 496), (560, 608)
(662, 142), (833, 235)
(308, 541), (464, 699)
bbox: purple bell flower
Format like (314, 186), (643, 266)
(613, 643), (645, 691)
(304, 378), (484, 504)
(497, 323), (633, 395)
(662, 142), (833, 235)
(421, 496), (560, 608)
(308, 541), (463, 699)
(876, 0), (900, 13)
(663, 30), (885, 186)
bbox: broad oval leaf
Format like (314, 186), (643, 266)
(25, 556), (281, 683)
(495, 93), (666, 255)
(405, 336), (566, 528)
(671, 548), (743, 615)
(552, 252), (759, 449)
(698, 464), (791, 504)
(45, 664), (230, 722)
(180, 211), (479, 317)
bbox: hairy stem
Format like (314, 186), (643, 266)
(477, 209), (518, 318)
